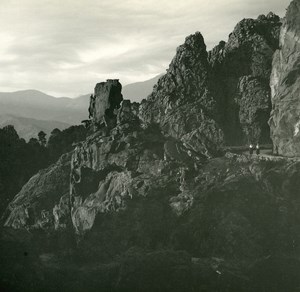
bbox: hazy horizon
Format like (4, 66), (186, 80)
(0, 0), (291, 97)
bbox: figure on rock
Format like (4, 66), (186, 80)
(256, 143), (260, 155)
(249, 143), (254, 155)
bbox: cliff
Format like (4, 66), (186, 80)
(139, 32), (224, 157)
(269, 0), (300, 157)
(209, 12), (281, 144)
(138, 14), (282, 149)
(3, 153), (72, 230)
(2, 2), (300, 291)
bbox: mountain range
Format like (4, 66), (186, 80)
(0, 76), (160, 139)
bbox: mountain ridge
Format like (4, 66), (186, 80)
(0, 114), (70, 141)
(0, 76), (161, 128)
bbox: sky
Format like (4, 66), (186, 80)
(0, 0), (291, 97)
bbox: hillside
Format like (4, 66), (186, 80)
(0, 75), (160, 138)
(0, 114), (70, 141)
(122, 74), (163, 102)
(0, 90), (89, 125)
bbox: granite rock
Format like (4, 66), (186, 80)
(269, 0), (300, 156)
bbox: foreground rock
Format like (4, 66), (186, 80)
(269, 0), (300, 157)
(3, 153), (72, 230)
(2, 152), (300, 291)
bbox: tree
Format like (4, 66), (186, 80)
(38, 131), (47, 146)
(28, 137), (40, 146)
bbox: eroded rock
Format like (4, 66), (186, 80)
(139, 32), (224, 157)
(269, 0), (300, 157)
(209, 13), (281, 144)
(3, 153), (72, 230)
(89, 79), (123, 128)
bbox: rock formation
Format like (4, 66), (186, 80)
(139, 15), (282, 149)
(2, 2), (300, 291)
(88, 79), (123, 128)
(269, 0), (300, 157)
(3, 153), (72, 230)
(209, 12), (281, 144)
(2, 7), (289, 249)
(139, 32), (224, 157)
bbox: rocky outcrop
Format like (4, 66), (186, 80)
(269, 0), (300, 157)
(3, 3), (300, 291)
(69, 118), (200, 234)
(209, 12), (281, 145)
(88, 79), (123, 128)
(139, 32), (224, 157)
(139, 14), (282, 150)
(2, 11), (289, 240)
(3, 153), (72, 230)
(3, 150), (300, 291)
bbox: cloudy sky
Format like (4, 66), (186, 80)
(0, 0), (290, 97)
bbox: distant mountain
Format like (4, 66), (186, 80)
(122, 74), (163, 102)
(0, 75), (161, 139)
(0, 74), (161, 126)
(0, 90), (90, 125)
(0, 114), (70, 141)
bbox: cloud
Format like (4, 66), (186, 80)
(0, 0), (291, 97)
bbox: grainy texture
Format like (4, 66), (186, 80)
(269, 0), (300, 156)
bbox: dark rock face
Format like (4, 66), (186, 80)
(139, 32), (224, 157)
(139, 15), (281, 149)
(3, 153), (72, 230)
(69, 122), (168, 234)
(269, 0), (300, 157)
(3, 151), (300, 291)
(117, 99), (139, 124)
(209, 13), (281, 144)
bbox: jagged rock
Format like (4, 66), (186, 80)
(209, 13), (281, 144)
(3, 3), (300, 291)
(71, 171), (133, 233)
(139, 32), (224, 157)
(89, 79), (123, 128)
(3, 153), (72, 230)
(117, 99), (139, 125)
(269, 0), (300, 157)
(236, 76), (271, 142)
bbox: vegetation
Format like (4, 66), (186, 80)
(0, 124), (87, 217)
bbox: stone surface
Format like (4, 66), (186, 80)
(139, 15), (282, 149)
(209, 13), (281, 144)
(139, 32), (224, 157)
(117, 99), (139, 125)
(88, 79), (123, 127)
(3, 153), (72, 230)
(269, 0), (300, 157)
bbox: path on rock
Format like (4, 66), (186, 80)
(225, 145), (300, 162)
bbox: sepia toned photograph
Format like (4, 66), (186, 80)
(0, 0), (299, 291)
